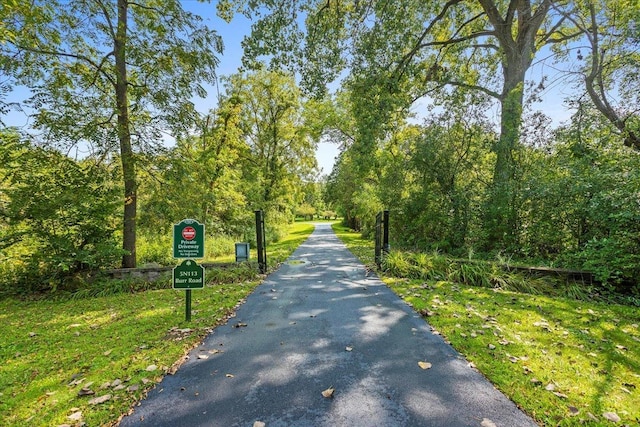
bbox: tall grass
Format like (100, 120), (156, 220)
(382, 250), (590, 299)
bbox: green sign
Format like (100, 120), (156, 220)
(172, 259), (205, 289)
(173, 219), (204, 259)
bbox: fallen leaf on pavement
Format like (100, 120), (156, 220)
(321, 387), (335, 398)
(481, 418), (497, 427)
(418, 361), (432, 370)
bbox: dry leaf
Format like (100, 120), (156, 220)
(553, 391), (568, 399)
(602, 412), (621, 422)
(88, 394), (111, 405)
(225, 374), (234, 378)
(418, 361), (432, 370)
(321, 387), (335, 398)
(568, 406), (580, 416)
(197, 354), (209, 360)
(77, 387), (95, 397)
(145, 365), (157, 372)
(253, 422), (266, 427)
(545, 383), (556, 391)
(488, 344), (496, 350)
(481, 418), (497, 427)
(345, 346), (353, 352)
(67, 411), (83, 421)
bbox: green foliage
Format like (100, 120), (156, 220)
(382, 251), (450, 281)
(0, 135), (122, 294)
(2, 0), (224, 268)
(518, 105), (640, 290)
(295, 203), (316, 220)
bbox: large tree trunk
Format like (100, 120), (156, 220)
(479, 0), (551, 251)
(116, 0), (136, 268)
(485, 80), (524, 249)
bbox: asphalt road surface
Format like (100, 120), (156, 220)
(119, 223), (538, 427)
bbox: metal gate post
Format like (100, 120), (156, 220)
(383, 210), (390, 254)
(255, 210), (267, 274)
(375, 211), (382, 268)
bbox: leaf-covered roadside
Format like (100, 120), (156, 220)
(335, 224), (640, 426)
(0, 280), (257, 427)
(392, 278), (640, 426)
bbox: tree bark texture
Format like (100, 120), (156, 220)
(116, 0), (136, 268)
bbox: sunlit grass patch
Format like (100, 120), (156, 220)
(392, 278), (640, 426)
(0, 221), (315, 427)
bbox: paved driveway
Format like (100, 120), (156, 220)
(119, 223), (537, 427)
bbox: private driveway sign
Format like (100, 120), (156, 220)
(173, 219), (204, 259)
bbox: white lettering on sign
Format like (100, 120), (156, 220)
(179, 271), (199, 277)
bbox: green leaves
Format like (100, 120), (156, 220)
(0, 133), (122, 293)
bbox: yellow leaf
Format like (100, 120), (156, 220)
(418, 361), (432, 370)
(321, 387), (335, 398)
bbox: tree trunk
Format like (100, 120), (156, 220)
(479, 0), (551, 251)
(485, 80), (524, 250)
(116, 0), (136, 268)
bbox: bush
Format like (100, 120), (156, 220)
(0, 139), (122, 295)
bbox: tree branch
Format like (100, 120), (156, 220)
(392, 0), (464, 80)
(15, 44), (116, 87)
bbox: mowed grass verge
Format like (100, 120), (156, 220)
(333, 223), (640, 426)
(0, 222), (315, 427)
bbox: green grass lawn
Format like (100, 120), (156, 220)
(333, 223), (640, 426)
(0, 222), (315, 427)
